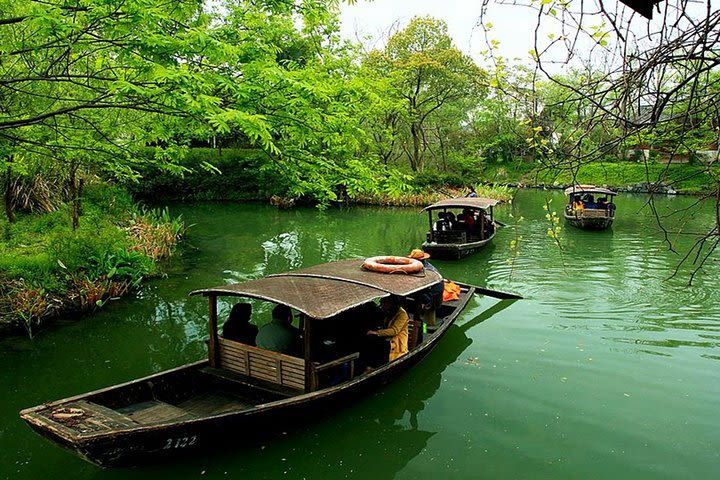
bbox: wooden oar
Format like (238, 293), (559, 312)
(466, 283), (523, 300)
(460, 298), (518, 333)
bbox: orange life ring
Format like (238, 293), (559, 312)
(362, 256), (423, 274)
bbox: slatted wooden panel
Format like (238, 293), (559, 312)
(580, 209), (610, 218)
(218, 338), (305, 390)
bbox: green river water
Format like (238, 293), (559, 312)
(1, 189), (718, 479)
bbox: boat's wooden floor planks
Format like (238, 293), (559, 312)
(119, 400), (194, 425)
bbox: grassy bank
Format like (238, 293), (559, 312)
(129, 148), (717, 207)
(482, 160), (718, 194)
(0, 184), (184, 337)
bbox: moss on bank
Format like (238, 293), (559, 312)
(0, 184), (184, 337)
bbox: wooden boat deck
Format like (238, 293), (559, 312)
(119, 400), (194, 425)
(179, 392), (254, 416)
(34, 400), (137, 437)
(200, 366), (299, 398)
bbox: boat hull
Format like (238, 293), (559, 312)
(26, 364), (426, 466)
(423, 231), (495, 260)
(564, 213), (614, 230)
(21, 288), (474, 467)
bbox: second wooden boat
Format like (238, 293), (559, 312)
(563, 185), (618, 230)
(421, 197), (499, 259)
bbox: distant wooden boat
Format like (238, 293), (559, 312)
(20, 259), (476, 467)
(421, 197), (499, 259)
(563, 185), (618, 230)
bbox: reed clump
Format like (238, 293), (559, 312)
(352, 184), (515, 207)
(125, 208), (187, 260)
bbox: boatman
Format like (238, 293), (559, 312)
(407, 249), (444, 327)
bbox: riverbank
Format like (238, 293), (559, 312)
(0, 184), (184, 337)
(128, 149), (717, 208)
(482, 160), (718, 194)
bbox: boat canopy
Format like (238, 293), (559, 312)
(422, 197), (499, 212)
(190, 259), (442, 320)
(564, 184), (618, 196)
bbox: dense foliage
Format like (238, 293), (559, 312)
(1, 0), (719, 332)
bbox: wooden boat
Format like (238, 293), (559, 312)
(563, 185), (618, 230)
(20, 259), (477, 467)
(421, 197), (499, 259)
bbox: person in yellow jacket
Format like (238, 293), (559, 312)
(366, 295), (410, 362)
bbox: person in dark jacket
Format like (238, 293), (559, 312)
(222, 303), (258, 345)
(256, 304), (302, 356)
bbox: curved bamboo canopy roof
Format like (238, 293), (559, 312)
(563, 185), (618, 196)
(422, 197), (499, 211)
(190, 259), (442, 319)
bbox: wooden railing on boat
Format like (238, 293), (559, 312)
(428, 231), (467, 244)
(309, 352), (360, 391)
(217, 338), (306, 391)
(566, 207), (614, 219)
(217, 338), (360, 393)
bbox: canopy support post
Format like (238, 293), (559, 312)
(428, 211), (434, 242)
(480, 209), (485, 240)
(208, 295), (219, 368)
(304, 316), (314, 392)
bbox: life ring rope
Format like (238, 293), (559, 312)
(362, 256), (424, 274)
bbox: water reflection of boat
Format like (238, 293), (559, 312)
(421, 197), (499, 259)
(563, 185), (618, 230)
(20, 259), (477, 467)
(291, 298), (518, 480)
(175, 298), (515, 479)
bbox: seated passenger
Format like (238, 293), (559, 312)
(465, 185), (478, 197)
(483, 216), (494, 236)
(364, 295), (410, 367)
(445, 212), (456, 230)
(433, 212), (451, 232)
(256, 304), (302, 356)
(460, 208), (475, 228)
(222, 303), (258, 345)
(582, 194), (596, 209)
(597, 197), (608, 209)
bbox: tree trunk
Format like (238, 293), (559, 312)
(4, 161), (15, 223)
(75, 178), (84, 229)
(69, 162), (82, 230)
(437, 126), (448, 172)
(410, 122), (422, 172)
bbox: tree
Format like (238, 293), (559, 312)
(364, 17), (486, 172)
(0, 0), (249, 224)
(0, 0), (395, 215)
(479, 0), (720, 281)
